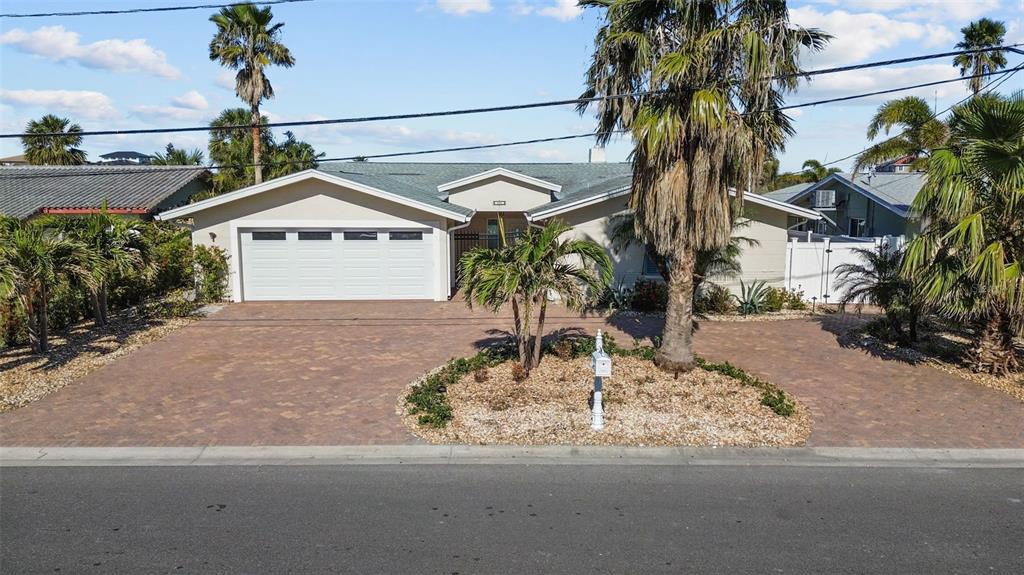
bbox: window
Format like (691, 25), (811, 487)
(343, 231), (377, 241)
(298, 231), (332, 241)
(389, 231), (423, 241)
(642, 251), (661, 276)
(252, 231), (286, 241)
(849, 218), (866, 237)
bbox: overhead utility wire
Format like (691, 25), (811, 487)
(0, 0), (312, 18)
(4, 45), (1021, 140)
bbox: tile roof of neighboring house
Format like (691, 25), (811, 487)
(0, 165), (206, 219)
(99, 151), (153, 160)
(0, 154), (29, 165)
(762, 182), (813, 203)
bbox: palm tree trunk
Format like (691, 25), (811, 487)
(99, 285), (108, 325)
(37, 283), (49, 354)
(519, 292), (534, 371)
(532, 295), (548, 369)
(23, 293), (39, 353)
(251, 105), (263, 185)
(655, 249), (696, 373)
(974, 310), (1018, 375)
(90, 289), (106, 327)
(511, 297), (525, 366)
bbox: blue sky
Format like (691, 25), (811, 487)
(1, 0), (1021, 172)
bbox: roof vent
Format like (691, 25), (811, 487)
(588, 147), (606, 163)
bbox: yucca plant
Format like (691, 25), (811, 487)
(733, 280), (771, 315)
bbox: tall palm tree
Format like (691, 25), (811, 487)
(266, 131), (324, 180)
(903, 93), (1024, 375)
(953, 18), (1007, 95)
(854, 96), (948, 173)
(209, 2), (295, 185)
(801, 159), (841, 181)
(208, 107), (274, 194)
(460, 220), (612, 372)
(0, 217), (94, 353)
(152, 143), (204, 166)
(579, 0), (828, 372)
(20, 115), (86, 166)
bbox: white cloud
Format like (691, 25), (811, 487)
(511, 1), (534, 16)
(791, 7), (955, 67)
(538, 0), (582, 21)
(171, 90), (209, 110)
(214, 70), (236, 91)
(436, 0), (492, 15)
(0, 89), (119, 120)
(796, 63), (970, 105)
(0, 26), (180, 79)
(844, 0), (1002, 22)
(130, 104), (208, 122)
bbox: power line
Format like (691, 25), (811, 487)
(0, 0), (312, 18)
(5, 45), (1022, 140)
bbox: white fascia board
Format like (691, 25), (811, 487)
(155, 169), (471, 222)
(437, 167), (562, 194)
(734, 189), (822, 220)
(527, 186), (631, 220)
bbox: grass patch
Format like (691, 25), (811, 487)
(405, 346), (511, 427)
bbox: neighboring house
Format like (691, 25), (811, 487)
(96, 151), (153, 165)
(764, 172), (925, 238)
(0, 165), (207, 219)
(874, 154), (920, 173)
(156, 162), (820, 302)
(0, 154), (29, 166)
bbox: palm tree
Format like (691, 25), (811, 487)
(48, 208), (151, 327)
(854, 96), (948, 173)
(903, 93), (1024, 375)
(208, 107), (274, 194)
(209, 2), (295, 185)
(152, 143), (204, 166)
(579, 0), (828, 371)
(20, 115), (86, 166)
(954, 18), (1007, 95)
(801, 159), (841, 182)
(460, 220), (612, 372)
(0, 217), (94, 353)
(266, 131), (324, 180)
(835, 246), (923, 344)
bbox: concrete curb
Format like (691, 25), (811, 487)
(2, 445), (1023, 468)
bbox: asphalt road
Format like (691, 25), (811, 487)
(2, 464), (1022, 574)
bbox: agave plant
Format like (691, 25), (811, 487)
(733, 280), (771, 316)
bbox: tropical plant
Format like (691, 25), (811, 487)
(954, 18), (1008, 95)
(854, 96), (948, 173)
(47, 208), (152, 327)
(20, 114), (86, 166)
(835, 246), (923, 344)
(0, 217), (94, 353)
(209, 2), (295, 185)
(207, 107), (274, 194)
(733, 280), (771, 315)
(800, 159), (841, 181)
(266, 130), (324, 179)
(152, 143), (205, 166)
(579, 0), (828, 371)
(904, 92), (1024, 374)
(460, 219), (612, 373)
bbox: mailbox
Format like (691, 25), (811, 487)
(591, 350), (612, 377)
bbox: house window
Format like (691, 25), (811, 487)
(389, 231), (423, 241)
(642, 251), (661, 276)
(486, 218), (500, 248)
(344, 231), (377, 241)
(849, 218), (866, 237)
(298, 231), (332, 241)
(252, 231), (286, 241)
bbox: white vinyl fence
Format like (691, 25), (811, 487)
(783, 233), (905, 305)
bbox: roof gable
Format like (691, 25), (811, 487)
(437, 167), (561, 194)
(797, 172), (925, 218)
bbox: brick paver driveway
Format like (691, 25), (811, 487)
(2, 302), (1022, 447)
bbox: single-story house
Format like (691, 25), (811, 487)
(764, 172), (925, 238)
(0, 165), (206, 219)
(156, 162), (821, 302)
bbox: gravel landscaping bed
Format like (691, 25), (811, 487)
(0, 311), (194, 412)
(399, 354), (811, 447)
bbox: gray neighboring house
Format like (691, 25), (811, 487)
(0, 165), (207, 219)
(764, 172), (925, 237)
(156, 162), (819, 302)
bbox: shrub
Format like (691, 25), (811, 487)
(694, 284), (734, 315)
(733, 280), (770, 315)
(510, 362), (528, 382)
(406, 347), (511, 427)
(630, 279), (667, 312)
(592, 282), (633, 311)
(47, 279), (88, 332)
(193, 245), (229, 303)
(693, 356), (796, 417)
(763, 287), (807, 312)
(473, 367), (489, 383)
(0, 298), (27, 348)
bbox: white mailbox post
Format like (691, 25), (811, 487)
(590, 329), (612, 431)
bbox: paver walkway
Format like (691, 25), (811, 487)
(2, 302), (1022, 447)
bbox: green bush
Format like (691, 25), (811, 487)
(694, 356), (796, 417)
(733, 280), (770, 315)
(0, 298), (27, 348)
(193, 244), (229, 303)
(406, 347), (512, 427)
(630, 279), (667, 312)
(47, 279), (88, 332)
(695, 284), (734, 314)
(763, 287), (807, 312)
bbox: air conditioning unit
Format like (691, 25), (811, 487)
(814, 189), (836, 208)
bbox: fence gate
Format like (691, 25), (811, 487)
(784, 234), (905, 304)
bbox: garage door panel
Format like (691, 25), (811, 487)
(241, 228), (434, 301)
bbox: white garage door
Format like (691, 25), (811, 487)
(240, 229), (434, 301)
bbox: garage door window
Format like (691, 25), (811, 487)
(344, 231), (377, 240)
(389, 231), (423, 241)
(252, 231), (286, 241)
(298, 231), (332, 241)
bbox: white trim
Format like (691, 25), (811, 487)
(228, 218), (441, 303)
(437, 167), (562, 194)
(155, 169), (472, 222)
(737, 190), (822, 220)
(527, 186), (631, 220)
(793, 173), (911, 218)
